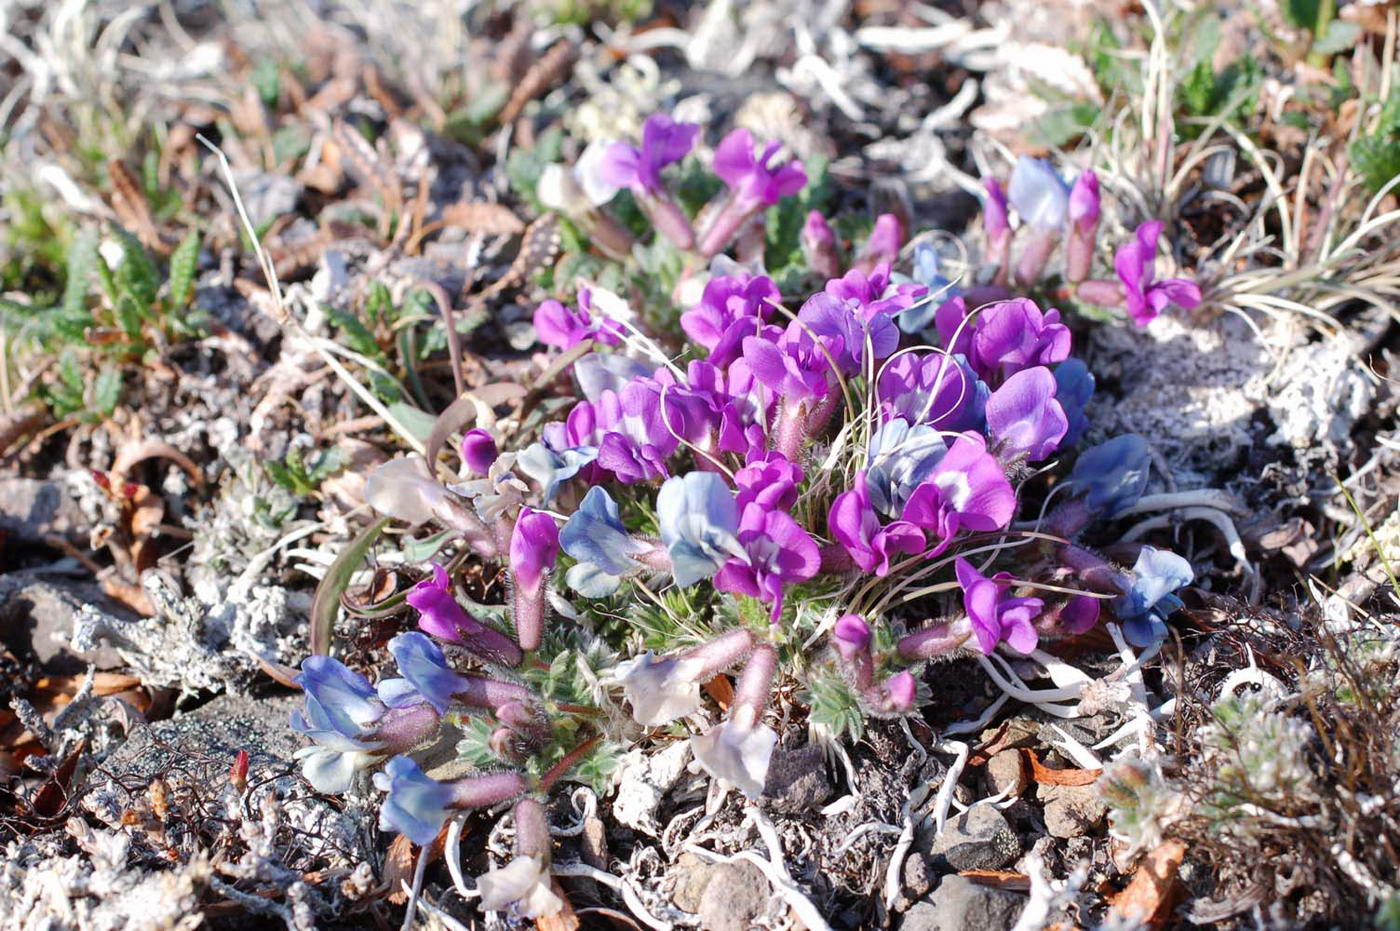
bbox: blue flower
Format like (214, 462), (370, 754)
(657, 472), (744, 587)
(1066, 434), (1150, 517)
(1113, 546), (1193, 646)
(865, 418), (947, 517)
(896, 244), (962, 334)
(560, 486), (652, 597)
(1008, 156), (1070, 230)
(378, 632), (469, 714)
(290, 656), (388, 793)
(373, 756), (457, 845)
(517, 441), (599, 504)
(574, 352), (652, 401)
(1053, 359), (1095, 447)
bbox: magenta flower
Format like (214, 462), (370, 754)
(679, 274), (780, 369)
(406, 564), (522, 665)
(712, 129), (807, 211)
(970, 298), (1071, 384)
(984, 178), (1012, 282)
(984, 366), (1068, 462)
(712, 503), (821, 622)
(801, 210), (840, 279)
(828, 471), (925, 575)
(460, 428), (499, 476)
(796, 290), (900, 376)
(876, 351), (987, 433)
(901, 433), (1015, 552)
(873, 670), (917, 713)
(595, 114), (699, 197)
(510, 508), (560, 652)
(742, 326), (833, 401)
(832, 613), (874, 690)
(955, 556), (1044, 654)
(853, 214), (904, 274)
(824, 264), (927, 320)
(533, 294), (624, 350)
(735, 452), (803, 512)
(1065, 171), (1100, 283)
(1115, 221), (1203, 326)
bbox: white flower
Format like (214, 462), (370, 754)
(622, 653), (707, 726)
(690, 711), (777, 799)
(477, 855), (563, 918)
(364, 457), (446, 525)
(294, 745), (377, 794)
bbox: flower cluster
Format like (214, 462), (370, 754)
(292, 116), (1203, 921)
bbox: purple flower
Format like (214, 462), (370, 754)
(533, 294), (624, 350)
(984, 178), (1010, 241)
(1068, 171), (1101, 231)
(855, 214), (904, 272)
(970, 298), (1072, 383)
(680, 274), (780, 369)
(796, 290), (900, 376)
(1112, 546), (1193, 646)
(802, 210), (840, 279)
(713, 503), (821, 622)
(511, 508), (559, 597)
(1057, 595), (1101, 635)
(290, 656), (386, 792)
(828, 470), (925, 575)
(832, 614), (872, 658)
(874, 670), (917, 713)
(955, 557), (1044, 655)
(1066, 171), (1101, 283)
(735, 452), (803, 512)
(460, 429), (498, 476)
(984, 366), (1069, 462)
(825, 264), (927, 319)
(407, 565), (523, 664)
(594, 114), (699, 197)
(877, 351), (987, 433)
(1008, 156), (1070, 229)
(712, 129), (807, 211)
(742, 326), (833, 400)
(1115, 221), (1203, 326)
(1053, 359), (1095, 447)
(901, 433), (1015, 551)
(934, 297), (975, 361)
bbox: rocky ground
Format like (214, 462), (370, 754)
(3, 1), (1400, 929)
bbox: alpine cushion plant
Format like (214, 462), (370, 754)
(291, 115), (1208, 923)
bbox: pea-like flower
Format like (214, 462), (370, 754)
(657, 472), (745, 587)
(680, 273), (780, 369)
(533, 295), (624, 350)
(1053, 359), (1095, 448)
(984, 366), (1069, 462)
(510, 508), (560, 652)
(406, 564), (523, 666)
(713, 503), (822, 622)
(477, 798), (563, 918)
(621, 628), (756, 726)
(828, 470), (924, 576)
(969, 298), (1071, 384)
(832, 613), (874, 689)
(591, 113), (700, 250)
(1112, 546), (1193, 646)
(691, 643), (779, 798)
(734, 452), (803, 512)
(460, 429), (499, 476)
(374, 756), (526, 845)
(1065, 171), (1100, 282)
(699, 129), (807, 256)
(1114, 221), (1203, 326)
(865, 418), (949, 516)
(801, 210), (840, 279)
(1065, 434), (1151, 518)
(955, 557), (1044, 655)
(1008, 157), (1070, 286)
(901, 433), (1015, 552)
(290, 657), (439, 793)
(559, 486), (655, 596)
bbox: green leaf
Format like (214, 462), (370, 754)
(251, 58), (281, 109)
(326, 306), (383, 360)
(61, 230), (98, 322)
(114, 293), (144, 338)
(167, 229), (201, 312)
(1181, 61), (1218, 116)
(1313, 20), (1361, 55)
(1350, 135), (1400, 195)
(309, 516), (392, 655)
(113, 230), (159, 311)
(1284, 0), (1320, 30)
(1030, 103), (1100, 147)
(387, 402), (439, 444)
(92, 368), (122, 416)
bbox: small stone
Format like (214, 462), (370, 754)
(0, 573), (130, 673)
(0, 478), (87, 544)
(1038, 783), (1109, 838)
(613, 740), (691, 836)
(670, 852), (713, 912)
(761, 743), (832, 813)
(984, 749), (1025, 797)
(899, 875), (1026, 931)
(696, 861), (770, 931)
(903, 848), (933, 898)
(923, 805), (1021, 872)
